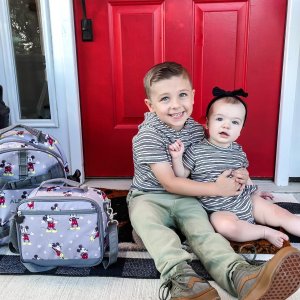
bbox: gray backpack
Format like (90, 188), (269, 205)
(0, 124), (69, 244)
(9, 178), (118, 272)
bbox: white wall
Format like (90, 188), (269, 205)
(274, 0), (300, 185)
(289, 53), (300, 177)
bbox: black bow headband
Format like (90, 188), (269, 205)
(212, 86), (248, 99)
(206, 86), (248, 125)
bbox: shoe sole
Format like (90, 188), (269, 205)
(243, 246), (300, 300)
(171, 286), (221, 300)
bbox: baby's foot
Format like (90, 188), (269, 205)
(264, 227), (289, 248)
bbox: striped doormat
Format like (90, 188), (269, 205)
(0, 190), (299, 278)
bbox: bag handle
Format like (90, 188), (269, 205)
(0, 124), (45, 143)
(31, 178), (88, 196)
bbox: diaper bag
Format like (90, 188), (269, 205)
(9, 178), (118, 272)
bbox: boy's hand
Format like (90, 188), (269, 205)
(215, 170), (243, 196)
(168, 139), (184, 160)
(231, 168), (249, 185)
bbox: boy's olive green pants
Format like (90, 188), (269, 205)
(127, 189), (247, 296)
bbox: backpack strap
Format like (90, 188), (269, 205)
(18, 151), (28, 180)
(3, 164), (65, 190)
(8, 217), (18, 253)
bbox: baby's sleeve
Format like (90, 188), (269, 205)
(182, 145), (195, 171)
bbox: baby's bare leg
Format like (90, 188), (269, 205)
(210, 211), (288, 248)
(252, 194), (300, 237)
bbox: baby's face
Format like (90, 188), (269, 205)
(207, 100), (245, 148)
(145, 75), (194, 131)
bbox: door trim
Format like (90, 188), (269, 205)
(275, 0), (300, 186)
(48, 0), (84, 180)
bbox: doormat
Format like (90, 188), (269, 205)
(0, 189), (299, 278)
(105, 189), (300, 254)
(0, 253), (225, 280)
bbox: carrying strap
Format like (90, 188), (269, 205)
(0, 124), (46, 143)
(3, 164), (65, 190)
(102, 220), (119, 269)
(29, 178), (88, 197)
(102, 201), (119, 268)
(8, 217), (18, 253)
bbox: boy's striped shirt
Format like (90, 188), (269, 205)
(131, 112), (204, 191)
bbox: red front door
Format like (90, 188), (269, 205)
(73, 0), (287, 178)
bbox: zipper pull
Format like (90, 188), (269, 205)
(15, 211), (25, 224)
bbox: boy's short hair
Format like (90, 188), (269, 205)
(143, 62), (192, 98)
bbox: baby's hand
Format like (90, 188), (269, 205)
(169, 139), (184, 159)
(232, 168), (249, 185)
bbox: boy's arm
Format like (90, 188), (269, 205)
(169, 140), (190, 178)
(150, 162), (242, 197)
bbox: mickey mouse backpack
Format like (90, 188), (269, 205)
(9, 178), (118, 272)
(0, 124), (70, 245)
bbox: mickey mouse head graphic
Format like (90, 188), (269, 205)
(27, 155), (36, 173)
(77, 245), (88, 259)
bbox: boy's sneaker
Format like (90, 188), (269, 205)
(232, 246), (300, 300)
(159, 263), (220, 300)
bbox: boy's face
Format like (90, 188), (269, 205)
(145, 75), (194, 131)
(206, 100), (245, 148)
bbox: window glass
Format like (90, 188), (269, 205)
(9, 0), (51, 119)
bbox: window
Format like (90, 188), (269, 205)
(9, 0), (50, 119)
(2, 0), (58, 126)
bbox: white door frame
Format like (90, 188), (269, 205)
(47, 0), (84, 180)
(275, 0), (300, 186)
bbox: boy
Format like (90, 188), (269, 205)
(127, 62), (300, 300)
(169, 87), (300, 249)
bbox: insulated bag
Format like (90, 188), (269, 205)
(0, 124), (69, 244)
(9, 178), (118, 272)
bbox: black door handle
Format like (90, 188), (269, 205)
(81, 0), (93, 42)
